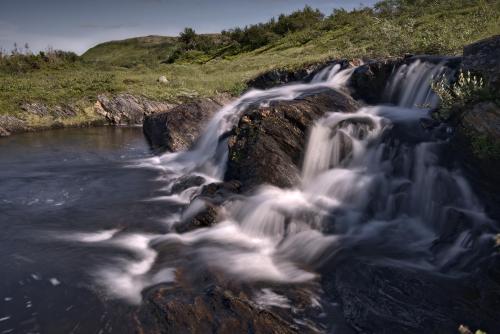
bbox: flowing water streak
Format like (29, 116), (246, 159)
(151, 63), (354, 180)
(64, 64), (357, 302)
(384, 59), (448, 108)
(68, 60), (493, 304)
(151, 59), (493, 285)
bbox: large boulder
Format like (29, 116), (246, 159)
(349, 58), (402, 104)
(463, 35), (500, 89)
(96, 94), (175, 125)
(224, 89), (360, 191)
(143, 98), (224, 152)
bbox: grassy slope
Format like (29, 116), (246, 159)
(1, 1), (499, 126)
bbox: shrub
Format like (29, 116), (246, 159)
(431, 70), (486, 120)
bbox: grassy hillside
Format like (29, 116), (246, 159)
(82, 35), (179, 68)
(1, 0), (499, 127)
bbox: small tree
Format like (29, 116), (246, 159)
(179, 27), (197, 49)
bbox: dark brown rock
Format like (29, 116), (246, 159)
(144, 285), (298, 334)
(463, 35), (500, 89)
(349, 58), (402, 104)
(175, 181), (241, 233)
(176, 201), (220, 233)
(462, 101), (500, 141)
(143, 98), (223, 152)
(224, 89), (360, 191)
(330, 257), (500, 334)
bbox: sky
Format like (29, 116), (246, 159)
(0, 0), (378, 55)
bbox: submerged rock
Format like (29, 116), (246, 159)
(175, 181), (242, 233)
(224, 89), (360, 191)
(97, 94), (175, 125)
(143, 98), (223, 152)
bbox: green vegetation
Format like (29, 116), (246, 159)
(431, 70), (487, 120)
(1, 0), (499, 130)
(432, 71), (500, 160)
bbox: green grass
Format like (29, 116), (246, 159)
(0, 0), (499, 129)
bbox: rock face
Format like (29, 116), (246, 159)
(463, 34), (500, 89)
(96, 94), (175, 125)
(247, 60), (349, 90)
(329, 256), (500, 334)
(0, 115), (28, 136)
(224, 89), (360, 191)
(349, 58), (402, 104)
(21, 102), (78, 118)
(143, 98), (223, 152)
(462, 101), (500, 140)
(456, 37), (500, 219)
(142, 286), (298, 334)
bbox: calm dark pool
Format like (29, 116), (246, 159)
(0, 127), (172, 334)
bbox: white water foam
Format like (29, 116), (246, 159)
(58, 61), (493, 304)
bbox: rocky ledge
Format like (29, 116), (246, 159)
(143, 95), (232, 152)
(225, 89), (359, 191)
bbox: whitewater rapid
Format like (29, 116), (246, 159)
(61, 60), (494, 305)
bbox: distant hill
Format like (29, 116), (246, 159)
(82, 35), (180, 67)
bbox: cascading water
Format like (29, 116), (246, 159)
(63, 59), (496, 329)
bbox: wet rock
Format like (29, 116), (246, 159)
(97, 94), (175, 125)
(176, 201), (220, 233)
(0, 115), (28, 136)
(349, 58), (402, 104)
(170, 175), (207, 194)
(176, 181), (241, 233)
(143, 98), (222, 152)
(463, 35), (500, 89)
(198, 180), (242, 203)
(224, 89), (360, 191)
(247, 60), (349, 89)
(330, 258), (500, 334)
(144, 285), (298, 334)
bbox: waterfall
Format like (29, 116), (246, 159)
(90, 60), (495, 303)
(384, 59), (448, 108)
(151, 63), (354, 181)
